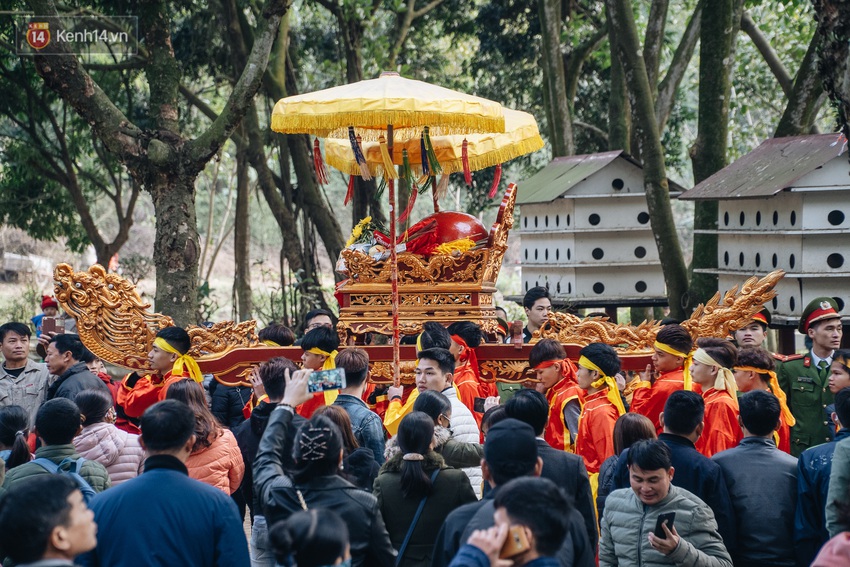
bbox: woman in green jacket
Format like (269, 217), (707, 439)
(373, 411), (476, 567)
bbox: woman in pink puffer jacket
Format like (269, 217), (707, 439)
(166, 379), (245, 494)
(74, 390), (145, 485)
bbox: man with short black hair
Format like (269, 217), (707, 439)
(45, 334), (111, 402)
(712, 390), (797, 567)
(449, 477), (569, 567)
(600, 440), (732, 567)
(0, 321), (52, 424)
(2, 398), (110, 494)
(796, 386), (850, 564)
(432, 418), (593, 567)
(612, 390), (736, 551)
(504, 388), (597, 547)
(0, 475), (97, 566)
(78, 400), (249, 566)
(333, 348), (385, 464)
(522, 286), (552, 343)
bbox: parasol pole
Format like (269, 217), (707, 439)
(388, 124), (400, 387)
(431, 177), (440, 213)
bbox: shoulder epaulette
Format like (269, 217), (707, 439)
(776, 353), (804, 362)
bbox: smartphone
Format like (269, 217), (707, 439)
(307, 368), (346, 393)
(653, 512), (676, 539)
(499, 525), (531, 559)
(473, 397), (486, 413)
(42, 317), (64, 335)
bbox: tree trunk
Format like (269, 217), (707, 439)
(234, 145), (252, 320)
(607, 18), (631, 153)
(538, 0), (574, 156)
(605, 0), (689, 320)
(643, 0), (669, 99)
(149, 172), (201, 325)
(775, 31), (825, 137)
(689, 0), (744, 308)
(812, 0), (850, 139)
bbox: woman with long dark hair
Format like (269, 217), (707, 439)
(165, 379), (244, 494)
(373, 411), (476, 567)
(0, 406), (31, 470)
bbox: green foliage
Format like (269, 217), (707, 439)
(0, 283), (40, 329)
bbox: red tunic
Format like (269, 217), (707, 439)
(775, 411), (791, 454)
(544, 377), (584, 452)
(575, 389), (619, 474)
(630, 369), (686, 434)
(695, 388), (742, 457)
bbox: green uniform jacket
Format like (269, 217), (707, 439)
(778, 352), (834, 456)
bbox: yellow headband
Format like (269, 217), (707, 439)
(416, 333), (424, 353)
(734, 366), (796, 427)
(693, 348), (738, 408)
(153, 337), (202, 383)
(307, 347), (338, 370)
(262, 340), (280, 347)
(654, 341), (693, 391)
(579, 355), (626, 415)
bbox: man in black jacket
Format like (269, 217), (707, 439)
(713, 390), (797, 567)
(45, 334), (111, 402)
(612, 390), (737, 553)
(431, 418), (594, 567)
(503, 389), (598, 546)
(234, 356), (304, 567)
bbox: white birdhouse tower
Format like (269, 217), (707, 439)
(679, 134), (850, 331)
(515, 151), (679, 309)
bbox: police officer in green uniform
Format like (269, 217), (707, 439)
(778, 297), (844, 456)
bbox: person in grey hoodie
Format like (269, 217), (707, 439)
(600, 439), (732, 567)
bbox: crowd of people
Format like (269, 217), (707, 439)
(0, 290), (848, 566)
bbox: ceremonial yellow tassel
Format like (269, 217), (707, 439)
(378, 136), (398, 179)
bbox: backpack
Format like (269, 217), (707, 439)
(31, 457), (98, 503)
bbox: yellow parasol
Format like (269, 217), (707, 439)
(271, 71), (508, 387)
(271, 72), (505, 141)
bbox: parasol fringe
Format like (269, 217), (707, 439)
(378, 136), (398, 179)
(488, 164), (502, 198)
(271, 111), (506, 141)
(344, 175), (355, 206)
(313, 138), (330, 185)
(323, 133), (544, 177)
(462, 139), (472, 185)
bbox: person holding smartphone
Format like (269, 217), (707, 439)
(599, 440), (732, 567)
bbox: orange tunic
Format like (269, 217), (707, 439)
(695, 388), (742, 457)
(630, 369), (687, 434)
(454, 362), (483, 428)
(544, 377), (584, 452)
(575, 389), (619, 474)
(117, 370), (194, 419)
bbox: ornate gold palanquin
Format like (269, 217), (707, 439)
(335, 183), (517, 341)
(53, 254), (784, 387)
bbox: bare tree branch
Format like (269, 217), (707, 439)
(740, 11), (793, 97)
(656, 0), (703, 132)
